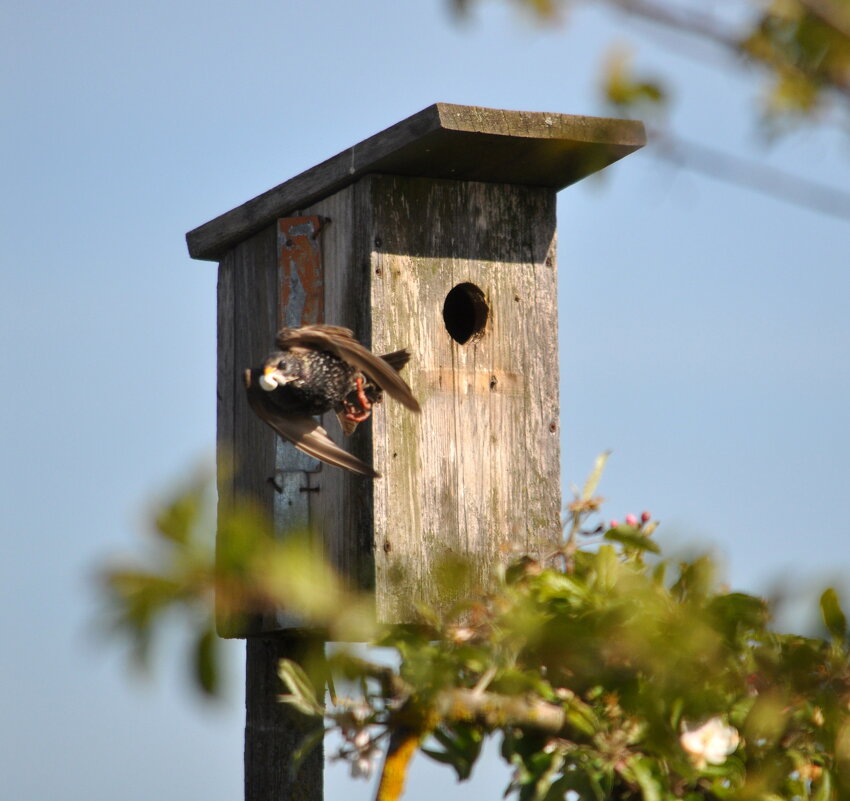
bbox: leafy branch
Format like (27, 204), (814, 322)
(98, 461), (850, 800)
(457, 0), (850, 220)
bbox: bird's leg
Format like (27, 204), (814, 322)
(342, 401), (371, 423)
(355, 376), (371, 413)
(342, 376), (372, 423)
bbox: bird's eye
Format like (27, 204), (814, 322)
(278, 359), (287, 369)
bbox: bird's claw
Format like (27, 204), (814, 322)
(343, 376), (372, 423)
(343, 401), (372, 423)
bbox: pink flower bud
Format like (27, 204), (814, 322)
(609, 520), (619, 529)
(641, 511), (651, 523)
(625, 513), (638, 527)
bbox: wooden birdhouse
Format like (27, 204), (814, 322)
(187, 103), (644, 632)
(187, 103), (644, 801)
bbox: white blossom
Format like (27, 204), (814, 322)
(352, 728), (371, 750)
(350, 747), (381, 780)
(351, 755), (374, 779)
(448, 626), (476, 644)
(680, 717), (740, 769)
(350, 702), (371, 723)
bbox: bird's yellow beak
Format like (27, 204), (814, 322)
(259, 365), (280, 392)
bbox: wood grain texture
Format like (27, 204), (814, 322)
(220, 228), (326, 799)
(216, 222), (279, 637)
(187, 103), (645, 261)
(275, 217), (324, 473)
(298, 186), (379, 596)
(242, 176), (563, 625)
(244, 636), (325, 801)
(365, 175), (562, 622)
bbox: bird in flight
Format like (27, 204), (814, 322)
(244, 324), (420, 477)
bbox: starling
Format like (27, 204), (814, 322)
(243, 324), (420, 477)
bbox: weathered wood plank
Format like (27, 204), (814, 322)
(295, 186), (378, 595)
(187, 103), (645, 261)
(216, 250), (235, 507)
(365, 175), (562, 622)
(216, 248), (237, 632)
(231, 223), (279, 507)
(222, 228), (326, 801)
(245, 636), (325, 801)
(216, 222), (279, 637)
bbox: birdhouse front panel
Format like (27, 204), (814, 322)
(363, 175), (561, 621)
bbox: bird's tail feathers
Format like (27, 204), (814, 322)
(379, 349), (411, 373)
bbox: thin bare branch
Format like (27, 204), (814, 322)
(434, 688), (566, 733)
(649, 126), (850, 221)
(606, 0), (743, 52)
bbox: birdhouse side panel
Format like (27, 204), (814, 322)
(294, 185), (380, 594)
(216, 222), (280, 636)
(365, 175), (562, 623)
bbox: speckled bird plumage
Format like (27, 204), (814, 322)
(261, 348), (359, 416)
(243, 324), (419, 478)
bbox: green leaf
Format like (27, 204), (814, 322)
(626, 756), (662, 801)
(193, 626), (218, 696)
(513, 750), (565, 801)
(549, 769), (607, 801)
(560, 693), (601, 737)
(277, 658), (323, 717)
(744, 692), (788, 746)
(422, 725), (483, 781)
(581, 451), (611, 501)
(708, 593), (769, 645)
(535, 571), (588, 602)
(289, 726), (327, 779)
(154, 487), (202, 545)
(671, 555), (715, 601)
(604, 526), (660, 554)
(812, 767), (833, 801)
(593, 544), (621, 590)
(820, 588), (847, 638)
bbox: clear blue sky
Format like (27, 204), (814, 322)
(3, 1), (849, 799)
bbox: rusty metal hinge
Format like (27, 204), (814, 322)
(278, 215), (329, 330)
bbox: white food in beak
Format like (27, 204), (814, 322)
(258, 373), (278, 391)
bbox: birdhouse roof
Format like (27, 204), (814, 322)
(186, 103), (645, 261)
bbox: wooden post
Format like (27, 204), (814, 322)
(245, 636), (325, 801)
(187, 103), (644, 800)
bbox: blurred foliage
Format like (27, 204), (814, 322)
(100, 461), (850, 800)
(742, 0), (850, 122)
(453, 0), (850, 133)
(98, 470), (376, 696)
(601, 47), (667, 121)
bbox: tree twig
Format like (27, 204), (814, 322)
(434, 688), (566, 733)
(605, 0), (850, 100)
(649, 126), (850, 221)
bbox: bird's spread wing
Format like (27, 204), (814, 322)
(275, 325), (421, 413)
(335, 349), (413, 437)
(244, 369), (379, 478)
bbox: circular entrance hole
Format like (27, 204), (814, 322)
(442, 282), (489, 345)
